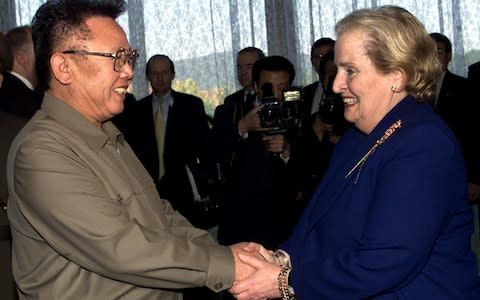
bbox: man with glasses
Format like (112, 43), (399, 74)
(302, 37), (335, 117)
(6, 1), (257, 299)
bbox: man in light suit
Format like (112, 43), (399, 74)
(7, 1), (256, 299)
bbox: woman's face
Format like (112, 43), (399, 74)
(333, 30), (404, 134)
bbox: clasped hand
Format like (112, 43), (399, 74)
(229, 242), (284, 300)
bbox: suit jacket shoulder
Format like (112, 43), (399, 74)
(224, 89), (245, 105)
(0, 72), (42, 117)
(468, 61), (480, 82)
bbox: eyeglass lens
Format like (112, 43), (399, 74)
(114, 49), (138, 71)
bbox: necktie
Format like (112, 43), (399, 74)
(245, 92), (256, 112)
(155, 98), (166, 179)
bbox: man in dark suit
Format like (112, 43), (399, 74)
(0, 30), (18, 300)
(430, 33), (480, 202)
(210, 56), (298, 251)
(301, 37), (335, 117)
(0, 31), (13, 87)
(120, 55), (210, 228)
(1, 25), (42, 300)
(0, 26), (42, 117)
(224, 47), (265, 107)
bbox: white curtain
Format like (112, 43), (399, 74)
(2, 0), (480, 116)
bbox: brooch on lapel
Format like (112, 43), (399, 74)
(345, 120), (402, 184)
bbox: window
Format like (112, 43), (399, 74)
(4, 0), (480, 115)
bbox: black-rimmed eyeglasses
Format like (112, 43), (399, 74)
(62, 48), (139, 72)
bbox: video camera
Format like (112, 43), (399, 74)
(257, 83), (304, 135)
(317, 75), (344, 125)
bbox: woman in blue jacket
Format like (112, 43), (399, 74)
(230, 5), (480, 300)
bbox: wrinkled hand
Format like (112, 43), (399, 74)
(238, 105), (266, 135)
(229, 242), (267, 282)
(263, 134), (290, 156)
(229, 252), (282, 300)
(241, 242), (275, 263)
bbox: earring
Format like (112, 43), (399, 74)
(391, 84), (396, 92)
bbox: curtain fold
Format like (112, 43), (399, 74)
(0, 0), (16, 33)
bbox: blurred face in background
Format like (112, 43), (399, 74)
(434, 41), (451, 71)
(322, 59), (338, 89)
(237, 51), (261, 91)
(147, 57), (175, 97)
(311, 44), (335, 76)
(254, 70), (290, 100)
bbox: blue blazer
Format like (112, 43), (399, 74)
(283, 96), (480, 299)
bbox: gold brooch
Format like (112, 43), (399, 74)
(345, 120), (402, 183)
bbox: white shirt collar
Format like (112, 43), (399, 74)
(10, 71), (34, 90)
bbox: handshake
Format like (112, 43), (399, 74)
(229, 242), (294, 300)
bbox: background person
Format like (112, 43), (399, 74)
(0, 25), (42, 118)
(118, 54), (212, 230)
(224, 46), (265, 107)
(210, 56), (299, 251)
(0, 29), (17, 300)
(230, 6), (480, 299)
(301, 37), (335, 117)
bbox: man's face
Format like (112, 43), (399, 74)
(63, 16), (133, 125)
(147, 57), (175, 97)
(435, 41), (451, 71)
(311, 44), (334, 75)
(254, 70), (291, 100)
(237, 52), (261, 91)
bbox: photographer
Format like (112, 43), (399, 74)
(294, 50), (350, 212)
(208, 56), (299, 254)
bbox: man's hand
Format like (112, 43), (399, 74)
(229, 242), (266, 282)
(241, 242), (275, 263)
(229, 253), (283, 300)
(262, 134), (290, 157)
(238, 105), (265, 136)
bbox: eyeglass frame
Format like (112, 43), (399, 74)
(62, 48), (139, 72)
(436, 48), (449, 55)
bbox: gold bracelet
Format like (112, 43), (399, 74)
(274, 249), (292, 268)
(278, 266), (295, 300)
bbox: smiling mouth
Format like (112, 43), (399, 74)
(113, 87), (128, 95)
(343, 97), (358, 105)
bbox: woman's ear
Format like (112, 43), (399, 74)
(391, 69), (407, 92)
(50, 53), (72, 84)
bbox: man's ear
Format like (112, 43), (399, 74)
(15, 51), (27, 69)
(50, 53), (72, 84)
